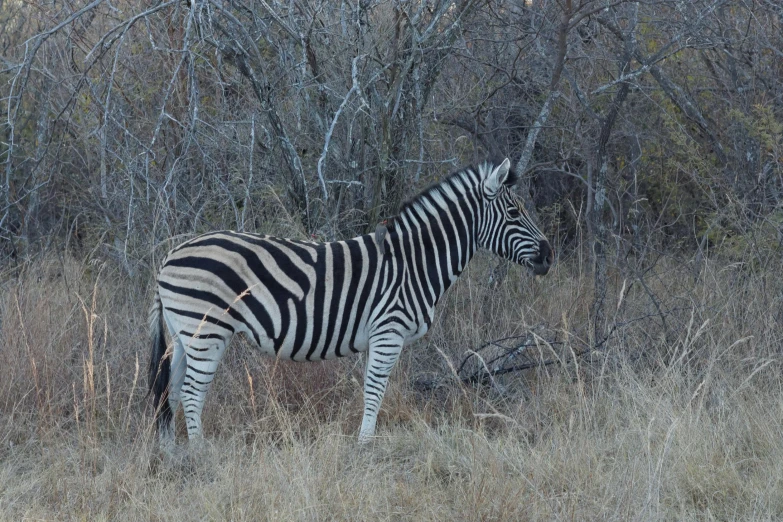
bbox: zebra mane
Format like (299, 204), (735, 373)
(389, 159), (517, 231)
(390, 162), (487, 229)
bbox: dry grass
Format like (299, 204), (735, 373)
(1, 251), (783, 521)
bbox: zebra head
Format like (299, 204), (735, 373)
(479, 158), (554, 276)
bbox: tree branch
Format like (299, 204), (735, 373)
(317, 54), (365, 202)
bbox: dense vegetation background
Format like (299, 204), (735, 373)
(2, 0), (783, 519)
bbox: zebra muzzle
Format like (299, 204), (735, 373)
(530, 240), (553, 275)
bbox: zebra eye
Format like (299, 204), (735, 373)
(508, 208), (521, 219)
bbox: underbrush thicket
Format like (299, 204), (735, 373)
(1, 251), (782, 520)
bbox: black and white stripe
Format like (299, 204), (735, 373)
(148, 158), (553, 445)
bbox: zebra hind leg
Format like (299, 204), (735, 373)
(178, 333), (229, 443)
(359, 335), (404, 444)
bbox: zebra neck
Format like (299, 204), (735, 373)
(388, 197), (479, 309)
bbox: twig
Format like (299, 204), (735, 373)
(317, 55), (365, 202)
(241, 114), (255, 232)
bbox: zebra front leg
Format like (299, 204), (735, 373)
(359, 336), (404, 444)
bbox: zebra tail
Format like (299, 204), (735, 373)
(148, 286), (172, 432)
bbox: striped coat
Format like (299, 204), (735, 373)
(149, 158), (553, 445)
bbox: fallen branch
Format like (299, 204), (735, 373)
(455, 303), (707, 388)
(460, 325), (614, 386)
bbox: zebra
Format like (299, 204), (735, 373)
(148, 158), (553, 446)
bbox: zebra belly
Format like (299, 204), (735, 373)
(261, 319), (371, 362)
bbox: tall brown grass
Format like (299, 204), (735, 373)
(1, 251), (782, 520)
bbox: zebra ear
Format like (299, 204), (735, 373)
(484, 158), (513, 197)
